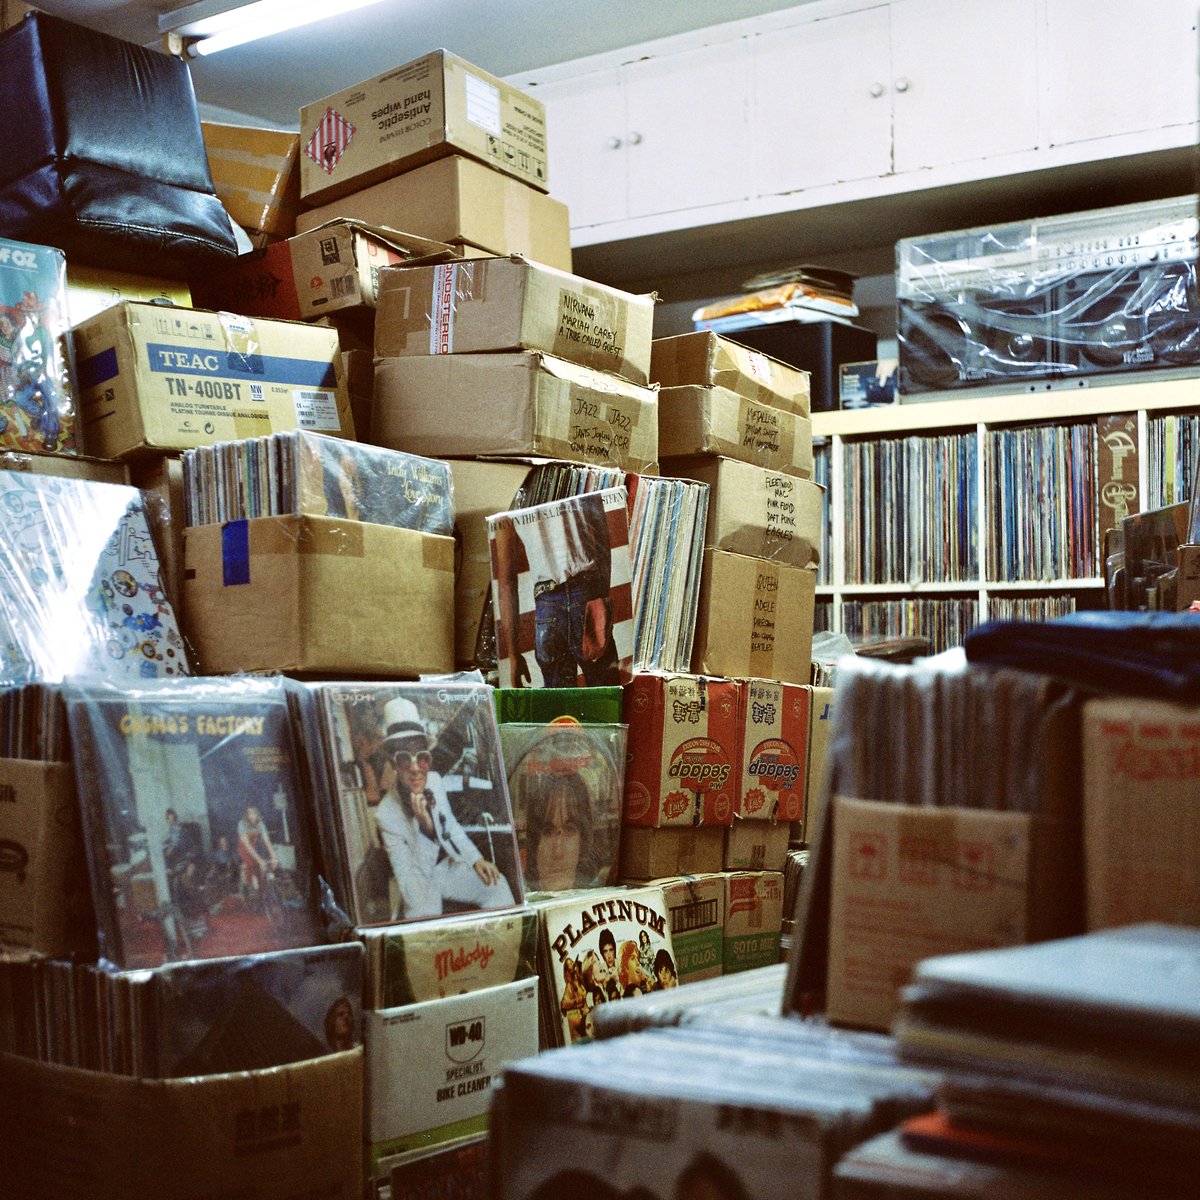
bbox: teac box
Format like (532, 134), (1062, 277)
(73, 302), (355, 460)
(300, 50), (548, 205)
(296, 155), (571, 272)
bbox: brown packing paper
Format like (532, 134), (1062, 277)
(184, 515), (453, 676)
(372, 352), (657, 473)
(657, 386), (813, 478)
(374, 258), (655, 386)
(825, 796), (1034, 1031)
(651, 330), (811, 416)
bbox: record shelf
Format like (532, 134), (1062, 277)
(812, 372), (1200, 652)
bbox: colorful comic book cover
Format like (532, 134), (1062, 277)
(312, 681), (524, 927)
(65, 676), (325, 970)
(152, 942), (363, 1077)
(363, 908), (539, 1007)
(536, 885), (675, 1046)
(0, 237), (76, 454)
(498, 721), (627, 893)
(488, 487), (634, 689)
(0, 472), (188, 683)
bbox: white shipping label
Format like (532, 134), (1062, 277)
(464, 73), (502, 134)
(294, 389), (341, 431)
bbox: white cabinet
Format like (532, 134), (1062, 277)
(534, 41), (753, 228)
(753, 0), (1039, 196)
(1042, 0), (1200, 146)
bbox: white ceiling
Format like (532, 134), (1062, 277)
(26, 0), (816, 128)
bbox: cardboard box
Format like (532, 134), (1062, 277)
(724, 818), (791, 872)
(622, 672), (740, 828)
(662, 455), (822, 570)
(342, 348), (374, 444)
(1081, 697), (1200, 928)
(73, 302), (355, 460)
(658, 386), (813, 479)
(300, 50), (548, 204)
(798, 685), (835, 845)
(443, 458), (535, 668)
(723, 870), (784, 974)
(0, 758), (94, 957)
(184, 515), (454, 676)
(0, 1048), (364, 1200)
(191, 220), (450, 322)
(651, 331), (810, 417)
(373, 352), (658, 473)
(691, 550), (817, 686)
(659, 873), (726, 983)
(202, 121), (301, 241)
(0, 449), (128, 484)
(826, 796), (1044, 1030)
(375, 257), (655, 386)
(618, 826), (726, 881)
(65, 264), (191, 327)
(365, 978), (538, 1179)
(736, 678), (811, 823)
(296, 155), (571, 271)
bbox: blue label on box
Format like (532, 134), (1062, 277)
(222, 520), (251, 586)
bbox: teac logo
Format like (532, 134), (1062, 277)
(446, 1016), (485, 1064)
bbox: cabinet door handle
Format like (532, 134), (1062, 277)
(869, 82), (885, 98)
(627, 131), (643, 145)
(607, 136), (623, 150)
(894, 77), (910, 93)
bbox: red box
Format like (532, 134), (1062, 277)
(622, 673), (740, 827)
(736, 678), (810, 823)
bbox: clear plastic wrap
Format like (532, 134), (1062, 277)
(898, 194), (1200, 394)
(0, 472), (189, 684)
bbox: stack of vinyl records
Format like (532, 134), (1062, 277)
(835, 925), (1200, 1198)
(476, 460), (708, 676)
(181, 429), (454, 534)
(0, 944), (363, 1077)
(490, 1014), (939, 1199)
(0, 682), (67, 760)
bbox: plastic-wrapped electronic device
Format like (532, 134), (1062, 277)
(898, 195), (1200, 394)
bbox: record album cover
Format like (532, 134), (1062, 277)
(311, 681), (523, 927)
(488, 487), (634, 689)
(498, 720), (627, 893)
(65, 677), (324, 969)
(0, 473), (189, 684)
(154, 942), (363, 1077)
(537, 885), (675, 1046)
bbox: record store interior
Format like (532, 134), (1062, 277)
(3, 0), (1200, 1196)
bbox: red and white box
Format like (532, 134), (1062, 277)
(622, 672), (740, 827)
(736, 678), (810, 823)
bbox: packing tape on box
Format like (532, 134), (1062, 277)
(548, 280), (633, 376)
(220, 517), (370, 587)
(735, 396), (795, 471)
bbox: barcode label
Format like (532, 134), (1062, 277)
(330, 275), (357, 299)
(294, 390), (341, 431)
(669, 898), (719, 934)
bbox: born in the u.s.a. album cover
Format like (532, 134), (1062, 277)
(64, 676), (324, 970)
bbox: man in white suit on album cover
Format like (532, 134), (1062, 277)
(373, 697), (514, 919)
